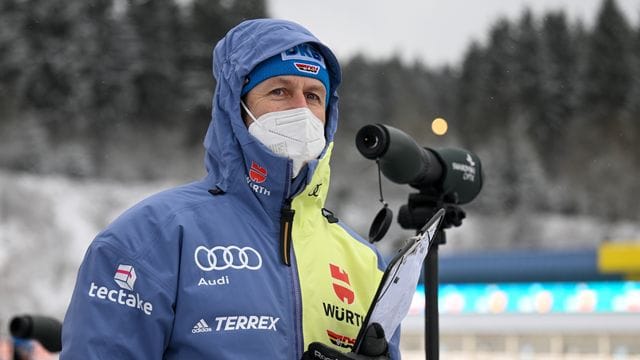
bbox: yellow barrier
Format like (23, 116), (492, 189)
(598, 242), (640, 279)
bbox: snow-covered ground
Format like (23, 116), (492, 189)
(0, 170), (171, 335)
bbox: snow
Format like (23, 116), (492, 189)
(0, 170), (172, 336)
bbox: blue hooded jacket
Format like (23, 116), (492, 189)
(61, 19), (401, 359)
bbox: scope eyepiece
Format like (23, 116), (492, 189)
(355, 124), (389, 159)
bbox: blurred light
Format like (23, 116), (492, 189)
(425, 281), (640, 315)
(431, 117), (448, 136)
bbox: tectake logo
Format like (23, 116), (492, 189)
(330, 264), (355, 305)
(88, 264), (153, 315)
(249, 161), (267, 183)
(114, 264), (136, 290)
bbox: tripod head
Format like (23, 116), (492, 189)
(398, 191), (466, 244)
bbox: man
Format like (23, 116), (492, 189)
(61, 19), (400, 359)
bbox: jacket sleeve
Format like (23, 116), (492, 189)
(388, 327), (401, 359)
(60, 233), (176, 359)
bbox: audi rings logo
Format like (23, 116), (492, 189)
(194, 245), (263, 271)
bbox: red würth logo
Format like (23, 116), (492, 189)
(249, 161), (267, 183)
(330, 264), (355, 304)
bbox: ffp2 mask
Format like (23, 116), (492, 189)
(242, 101), (326, 178)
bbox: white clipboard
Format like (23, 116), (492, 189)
(353, 208), (445, 354)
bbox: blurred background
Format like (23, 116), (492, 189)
(1, 0), (639, 358)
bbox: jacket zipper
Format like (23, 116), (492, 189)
(280, 200), (295, 266)
(281, 198), (303, 358)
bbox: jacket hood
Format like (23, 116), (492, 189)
(203, 19), (342, 197)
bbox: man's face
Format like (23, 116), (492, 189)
(242, 75), (327, 127)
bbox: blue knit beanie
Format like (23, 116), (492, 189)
(241, 43), (331, 104)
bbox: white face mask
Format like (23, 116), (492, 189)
(241, 101), (326, 178)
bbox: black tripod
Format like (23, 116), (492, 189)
(398, 191), (466, 360)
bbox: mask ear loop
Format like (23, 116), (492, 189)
(368, 158), (393, 243)
(240, 100), (259, 124)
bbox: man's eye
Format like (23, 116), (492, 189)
(306, 93), (321, 102)
(270, 88), (285, 96)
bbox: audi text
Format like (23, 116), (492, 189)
(198, 275), (230, 287)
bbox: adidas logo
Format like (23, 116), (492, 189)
(191, 319), (212, 334)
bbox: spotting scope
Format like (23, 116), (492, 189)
(355, 124), (483, 205)
(9, 314), (62, 353)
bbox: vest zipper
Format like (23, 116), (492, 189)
(280, 200), (295, 266)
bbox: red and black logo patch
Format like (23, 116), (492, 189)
(249, 161), (267, 183)
(294, 62), (320, 75)
(327, 329), (356, 349)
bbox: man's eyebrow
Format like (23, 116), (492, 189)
(267, 77), (325, 91)
(306, 83), (326, 94)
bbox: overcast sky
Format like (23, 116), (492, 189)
(267, 0), (639, 67)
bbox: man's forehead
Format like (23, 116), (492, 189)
(258, 75), (326, 91)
